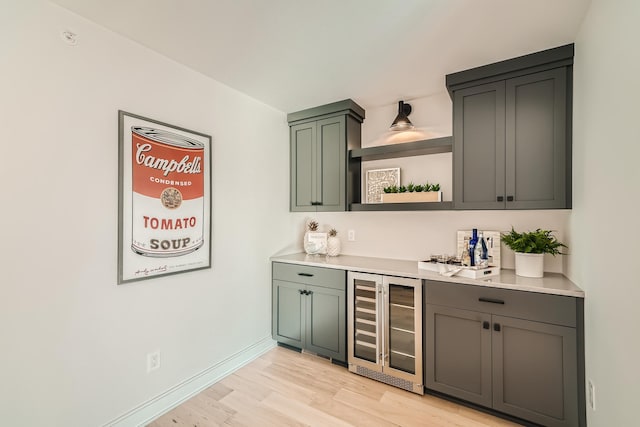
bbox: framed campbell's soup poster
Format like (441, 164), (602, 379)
(118, 111), (212, 284)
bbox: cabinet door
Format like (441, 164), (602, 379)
(505, 68), (567, 209)
(453, 81), (506, 209)
(272, 280), (304, 348)
(492, 315), (578, 427)
(425, 304), (492, 407)
(316, 116), (346, 212)
(306, 284), (346, 362)
(290, 122), (317, 211)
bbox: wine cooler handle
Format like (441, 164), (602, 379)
(379, 283), (385, 367)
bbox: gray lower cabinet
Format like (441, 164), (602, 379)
(288, 99), (364, 212)
(426, 304), (492, 406)
(425, 280), (582, 427)
(272, 262), (346, 362)
(492, 314), (577, 425)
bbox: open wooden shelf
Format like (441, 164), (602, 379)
(349, 136), (453, 161)
(350, 202), (454, 212)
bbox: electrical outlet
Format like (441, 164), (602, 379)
(347, 230), (355, 241)
(588, 379), (596, 410)
(147, 351), (161, 373)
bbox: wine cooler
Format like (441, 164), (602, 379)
(347, 272), (423, 394)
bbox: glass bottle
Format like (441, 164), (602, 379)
(477, 231), (489, 267)
(461, 237), (471, 266)
(469, 229), (478, 266)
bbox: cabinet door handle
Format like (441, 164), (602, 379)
(482, 321), (490, 330)
(494, 323), (501, 332)
(310, 201), (323, 206)
(496, 196), (504, 202)
(299, 289), (305, 294)
(306, 290), (313, 295)
(507, 195), (514, 202)
(478, 297), (505, 305)
(298, 273), (314, 277)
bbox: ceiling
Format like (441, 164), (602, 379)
(51, 0), (591, 113)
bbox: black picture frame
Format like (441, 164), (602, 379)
(118, 110), (212, 284)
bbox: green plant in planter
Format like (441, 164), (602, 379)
(399, 185), (407, 193)
(414, 184), (424, 192)
(383, 185), (398, 193)
(501, 227), (567, 255)
(431, 183), (440, 192)
(407, 182), (415, 192)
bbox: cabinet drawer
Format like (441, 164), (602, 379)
(273, 262), (346, 290)
(426, 280), (576, 327)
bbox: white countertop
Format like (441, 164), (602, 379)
(271, 253), (585, 298)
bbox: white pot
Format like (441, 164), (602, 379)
(327, 236), (341, 257)
(515, 252), (544, 278)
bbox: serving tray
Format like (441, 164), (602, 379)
(418, 261), (500, 279)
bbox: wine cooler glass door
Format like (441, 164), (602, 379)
(353, 277), (379, 364)
(385, 277), (423, 383)
(348, 272), (383, 372)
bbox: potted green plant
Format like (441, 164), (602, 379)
(381, 182), (443, 203)
(501, 227), (567, 277)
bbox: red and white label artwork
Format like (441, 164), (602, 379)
(131, 127), (205, 257)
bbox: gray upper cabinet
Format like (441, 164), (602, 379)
(453, 81), (506, 210)
(448, 44), (573, 210)
(288, 99), (365, 212)
(506, 68), (567, 209)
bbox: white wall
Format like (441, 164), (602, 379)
(570, 0), (640, 425)
(0, 1), (298, 426)
(300, 210), (569, 272)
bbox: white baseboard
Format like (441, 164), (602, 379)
(103, 336), (276, 427)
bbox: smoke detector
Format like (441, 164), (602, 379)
(60, 30), (77, 46)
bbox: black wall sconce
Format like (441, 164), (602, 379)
(390, 100), (414, 131)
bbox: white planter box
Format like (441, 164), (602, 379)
(382, 191), (442, 203)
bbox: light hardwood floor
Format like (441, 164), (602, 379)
(148, 346), (521, 427)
